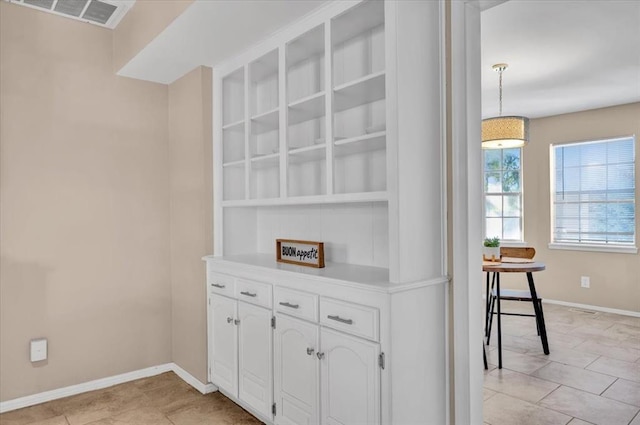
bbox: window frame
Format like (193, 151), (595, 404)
(482, 147), (525, 243)
(549, 135), (637, 254)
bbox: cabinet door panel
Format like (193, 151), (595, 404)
(210, 294), (238, 396)
(238, 301), (273, 418)
(274, 315), (319, 425)
(320, 328), (380, 425)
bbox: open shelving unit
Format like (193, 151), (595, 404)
(249, 49), (280, 200)
(216, 0), (390, 262)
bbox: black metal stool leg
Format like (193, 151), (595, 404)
(487, 293), (496, 345)
(496, 272), (503, 368)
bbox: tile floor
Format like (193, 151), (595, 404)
(484, 301), (640, 425)
(1, 303), (638, 425)
(0, 372), (261, 425)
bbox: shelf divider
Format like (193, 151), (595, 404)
(288, 91), (326, 125)
(334, 71), (385, 113)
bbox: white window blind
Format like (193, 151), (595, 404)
(552, 136), (636, 246)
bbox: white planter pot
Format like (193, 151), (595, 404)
(483, 246), (500, 262)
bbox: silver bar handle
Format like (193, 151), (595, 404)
(240, 291), (257, 297)
(211, 283), (225, 289)
(327, 315), (353, 325)
(279, 302), (299, 309)
(306, 347), (315, 356)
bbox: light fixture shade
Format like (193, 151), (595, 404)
(482, 116), (530, 149)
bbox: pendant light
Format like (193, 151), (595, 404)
(482, 63), (529, 149)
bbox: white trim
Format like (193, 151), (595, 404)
(451, 0), (483, 423)
(171, 363), (217, 395)
(0, 363), (216, 414)
(548, 242), (638, 254)
(544, 298), (640, 318)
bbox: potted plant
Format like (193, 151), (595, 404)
(483, 236), (501, 262)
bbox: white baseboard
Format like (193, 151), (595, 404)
(171, 363), (217, 394)
(0, 363), (216, 414)
(544, 298), (640, 318)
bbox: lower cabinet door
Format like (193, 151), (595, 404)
(210, 294), (238, 396)
(319, 328), (380, 425)
(238, 301), (273, 418)
(274, 314), (319, 425)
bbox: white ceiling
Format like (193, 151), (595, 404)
(482, 0), (640, 119)
(117, 0), (328, 84)
(119, 0), (640, 119)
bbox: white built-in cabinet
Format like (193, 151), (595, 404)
(209, 291), (273, 419)
(208, 0), (447, 424)
(273, 312), (380, 425)
(209, 294), (237, 395)
(273, 314), (319, 425)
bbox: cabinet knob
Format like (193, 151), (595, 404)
(234, 319), (241, 325)
(306, 347), (315, 356)
(226, 317), (233, 324)
(316, 352), (325, 360)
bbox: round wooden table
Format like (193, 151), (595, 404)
(483, 261), (548, 369)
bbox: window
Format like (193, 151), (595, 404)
(484, 148), (523, 241)
(551, 136), (636, 249)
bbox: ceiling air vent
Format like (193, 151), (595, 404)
(5, 0), (135, 29)
(54, 0), (88, 17)
(82, 0), (117, 24)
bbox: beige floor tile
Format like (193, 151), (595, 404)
(567, 419), (594, 425)
(130, 372), (184, 393)
(524, 331), (586, 350)
(484, 388), (498, 401)
(486, 348), (550, 374)
(63, 387), (149, 425)
(89, 407), (173, 425)
(140, 380), (203, 415)
(619, 337), (640, 351)
(575, 339), (640, 363)
(23, 416), (69, 425)
(484, 393), (571, 425)
(545, 322), (584, 335)
(586, 357), (640, 382)
(531, 362), (616, 394)
(484, 369), (559, 403)
(572, 326), (628, 344)
(0, 403), (63, 425)
(488, 334), (544, 354)
(607, 323), (640, 339)
(539, 386), (639, 425)
(601, 379), (640, 407)
(531, 346), (600, 368)
(596, 313), (640, 329)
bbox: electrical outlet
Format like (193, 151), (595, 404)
(581, 276), (590, 288)
(30, 338), (47, 362)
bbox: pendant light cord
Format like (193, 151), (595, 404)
(498, 68), (503, 116)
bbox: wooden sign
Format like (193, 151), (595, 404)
(276, 239), (325, 268)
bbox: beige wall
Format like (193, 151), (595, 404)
(502, 102), (640, 312)
(0, 2), (172, 401)
(168, 66), (213, 383)
(113, 0), (195, 72)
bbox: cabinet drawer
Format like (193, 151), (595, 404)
(274, 287), (318, 322)
(235, 279), (272, 308)
(319, 298), (379, 342)
(208, 272), (235, 297)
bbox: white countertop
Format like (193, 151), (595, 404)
(203, 254), (448, 293)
